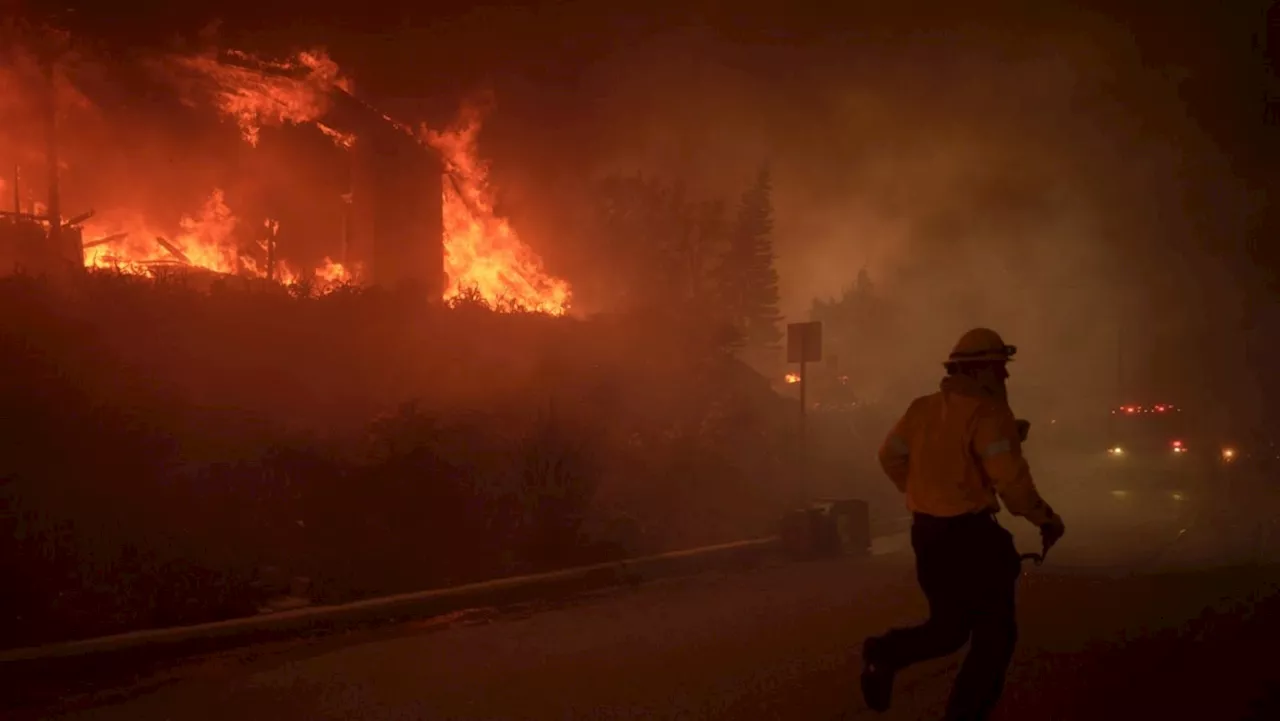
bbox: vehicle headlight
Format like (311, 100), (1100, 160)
(1221, 448), (1236, 462)
(1108, 446), (1124, 456)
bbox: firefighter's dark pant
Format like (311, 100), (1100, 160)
(873, 511), (1022, 721)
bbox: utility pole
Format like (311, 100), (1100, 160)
(799, 356), (808, 444)
(1108, 303), (1125, 443)
(1116, 311), (1124, 401)
(340, 190), (353, 270)
(787, 321), (823, 481)
(42, 51), (61, 249)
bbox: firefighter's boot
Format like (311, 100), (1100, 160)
(860, 636), (895, 712)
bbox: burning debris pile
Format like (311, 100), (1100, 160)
(1, 40), (570, 313)
(79, 189), (349, 286)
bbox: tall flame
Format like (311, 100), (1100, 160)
(422, 106), (571, 315)
(174, 47), (571, 313)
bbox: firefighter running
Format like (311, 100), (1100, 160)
(860, 327), (1067, 720)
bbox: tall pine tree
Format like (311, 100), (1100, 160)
(717, 165), (783, 350)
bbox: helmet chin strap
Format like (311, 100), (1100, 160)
(980, 374), (1008, 399)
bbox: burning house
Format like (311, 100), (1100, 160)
(2, 43), (567, 313)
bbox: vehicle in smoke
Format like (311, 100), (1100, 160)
(1092, 403), (1254, 505)
(1103, 404), (1243, 466)
(1030, 402), (1238, 510)
(1105, 404), (1192, 461)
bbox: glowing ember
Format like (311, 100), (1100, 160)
(422, 105), (571, 315)
(168, 48), (351, 147)
(785, 372), (801, 384)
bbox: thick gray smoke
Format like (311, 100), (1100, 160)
(486, 9), (1265, 424)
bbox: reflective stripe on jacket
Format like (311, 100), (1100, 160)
(877, 374), (1054, 525)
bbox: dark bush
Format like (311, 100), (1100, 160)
(0, 270), (793, 648)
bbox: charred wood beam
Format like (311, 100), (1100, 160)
(0, 210), (51, 221)
(82, 232), (128, 249)
(62, 209), (95, 228)
(154, 236), (192, 265)
(0, 208), (94, 226)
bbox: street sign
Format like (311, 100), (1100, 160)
(787, 321), (822, 453)
(787, 321), (822, 364)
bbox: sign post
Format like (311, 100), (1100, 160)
(786, 321), (823, 446)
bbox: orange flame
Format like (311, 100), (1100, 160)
(84, 194), (355, 290)
(270, 254), (355, 288)
(83, 189), (242, 274)
(316, 122), (357, 149)
(422, 106), (571, 315)
(169, 49), (351, 147)
(315, 257), (353, 284)
(176, 47), (570, 313)
(0, 44), (357, 290)
(34, 47), (569, 312)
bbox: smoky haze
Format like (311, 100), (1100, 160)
(458, 4), (1269, 428)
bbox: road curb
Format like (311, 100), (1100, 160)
(0, 536), (783, 665)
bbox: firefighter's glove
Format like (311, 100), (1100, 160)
(1039, 513), (1066, 552)
(1015, 419), (1031, 443)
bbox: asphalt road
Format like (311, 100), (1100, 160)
(19, 483), (1280, 721)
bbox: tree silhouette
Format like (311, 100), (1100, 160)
(717, 165), (782, 350)
(591, 174), (730, 312)
(810, 267), (908, 400)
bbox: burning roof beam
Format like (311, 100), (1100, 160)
(62, 209), (93, 227)
(82, 232), (127, 249)
(154, 236), (192, 265)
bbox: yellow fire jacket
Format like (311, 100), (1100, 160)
(878, 374), (1055, 526)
